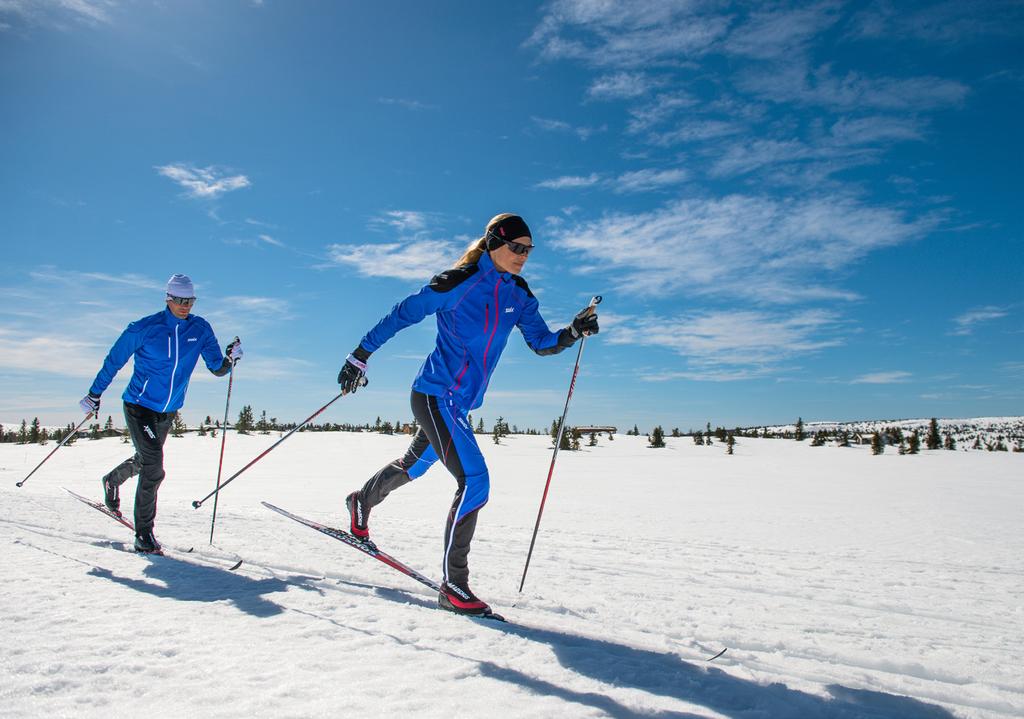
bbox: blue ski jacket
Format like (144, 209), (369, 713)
(89, 307), (227, 413)
(359, 252), (571, 411)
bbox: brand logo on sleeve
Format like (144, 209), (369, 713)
(505, 307), (515, 313)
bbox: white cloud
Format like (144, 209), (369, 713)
(609, 309), (843, 375)
(527, 0), (730, 68)
(724, 3), (841, 60)
(852, 371), (912, 384)
(326, 242), (456, 281)
(549, 194), (933, 302)
(258, 234), (285, 248)
(738, 63), (969, 111)
(0, 328), (107, 379)
(371, 210), (431, 234)
(587, 72), (658, 100)
(951, 306), (1009, 336)
(0, 0), (113, 28)
(612, 168), (688, 193)
(530, 116), (604, 141)
(378, 97), (437, 111)
(535, 173), (602, 190)
(156, 163), (251, 199)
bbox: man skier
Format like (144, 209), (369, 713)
(79, 274), (242, 553)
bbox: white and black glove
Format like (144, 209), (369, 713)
(226, 337), (243, 363)
(568, 305), (600, 340)
(338, 346), (371, 395)
(79, 393), (100, 416)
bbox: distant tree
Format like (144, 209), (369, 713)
(258, 410), (270, 434)
(898, 438), (907, 455)
(649, 425), (666, 448)
(171, 412), (187, 437)
(381, 421), (394, 435)
(836, 429), (850, 447)
(492, 422), (501, 445)
(198, 421), (207, 436)
(550, 419), (560, 446)
(29, 417), (41, 444)
(374, 416), (382, 432)
(103, 415), (116, 437)
(726, 434), (735, 455)
(671, 427), (681, 438)
(693, 433), (704, 446)
(926, 418), (941, 450)
(704, 430), (714, 445)
(477, 416), (485, 433)
(588, 431), (598, 447)
(972, 437), (982, 450)
(811, 432), (826, 447)
(570, 428), (581, 451)
(64, 423), (78, 445)
(39, 428), (49, 445)
(908, 431), (921, 455)
(18, 419), (28, 444)
(944, 433), (956, 451)
(994, 438), (1008, 452)
(871, 431), (884, 455)
(559, 426), (572, 451)
(795, 417), (805, 442)
(236, 405), (255, 435)
(90, 423), (101, 440)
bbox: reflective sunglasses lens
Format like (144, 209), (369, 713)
(507, 241), (533, 256)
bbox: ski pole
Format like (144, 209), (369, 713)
(518, 295), (601, 593)
(208, 339), (239, 544)
(15, 411), (96, 488)
(191, 391), (346, 509)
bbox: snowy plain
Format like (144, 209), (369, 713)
(1, 430), (1021, 719)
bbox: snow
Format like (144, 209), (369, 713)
(2, 432), (1021, 718)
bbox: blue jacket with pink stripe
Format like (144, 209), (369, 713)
(359, 252), (570, 410)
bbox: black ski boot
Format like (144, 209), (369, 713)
(345, 491), (372, 544)
(134, 529), (162, 554)
(102, 477), (121, 516)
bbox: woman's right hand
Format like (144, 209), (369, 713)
(338, 349), (370, 394)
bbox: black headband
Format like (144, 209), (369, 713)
(485, 215), (531, 250)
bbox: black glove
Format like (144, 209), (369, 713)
(79, 393), (100, 416)
(225, 337), (243, 363)
(568, 305), (600, 340)
(338, 346), (371, 394)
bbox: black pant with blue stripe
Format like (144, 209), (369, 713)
(358, 390), (490, 588)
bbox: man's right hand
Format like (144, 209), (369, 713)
(338, 347), (371, 395)
(79, 393), (100, 416)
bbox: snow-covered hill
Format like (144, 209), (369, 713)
(750, 416), (1024, 451)
(2, 433), (1021, 718)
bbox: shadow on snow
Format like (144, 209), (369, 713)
(365, 585), (956, 719)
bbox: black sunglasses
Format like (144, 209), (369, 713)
(167, 295), (196, 307)
(487, 231), (535, 256)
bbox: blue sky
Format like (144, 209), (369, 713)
(1, 0), (1021, 432)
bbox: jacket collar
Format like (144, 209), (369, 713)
(478, 250), (511, 281)
(162, 306), (191, 327)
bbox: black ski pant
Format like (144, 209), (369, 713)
(357, 390), (488, 588)
(102, 402), (174, 533)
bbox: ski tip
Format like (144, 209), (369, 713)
(228, 559), (243, 571)
(186, 547), (194, 553)
(707, 648), (728, 662)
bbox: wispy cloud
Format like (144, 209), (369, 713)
(156, 163), (251, 199)
(0, 328), (108, 379)
(852, 371), (912, 384)
(549, 193), (933, 301)
(0, 0), (113, 29)
(29, 268), (163, 292)
(535, 173), (602, 190)
(536, 168), (687, 193)
(370, 210), (432, 234)
(378, 97), (438, 111)
(951, 306), (1009, 336)
(530, 115), (605, 141)
(587, 71), (659, 100)
(849, 1), (1024, 43)
(610, 309), (843, 378)
(326, 242), (456, 281)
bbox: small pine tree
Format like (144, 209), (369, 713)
(898, 439), (907, 455)
(39, 428), (49, 445)
(171, 412), (187, 437)
(550, 419), (560, 446)
(29, 417), (41, 444)
(871, 431), (884, 455)
(18, 419), (28, 444)
(693, 433), (704, 446)
(90, 423), (100, 440)
(236, 405), (255, 434)
(588, 431), (597, 447)
(198, 422), (207, 436)
(671, 427), (681, 438)
(944, 433), (956, 450)
(258, 410), (270, 434)
(570, 428), (581, 451)
(727, 434), (735, 454)
(649, 425), (666, 448)
(492, 423), (501, 445)
(926, 418), (941, 450)
(811, 432), (826, 447)
(632, 424), (640, 436)
(908, 431), (921, 455)
(477, 417), (485, 433)
(795, 417), (805, 442)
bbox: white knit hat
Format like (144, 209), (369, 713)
(166, 274), (195, 298)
